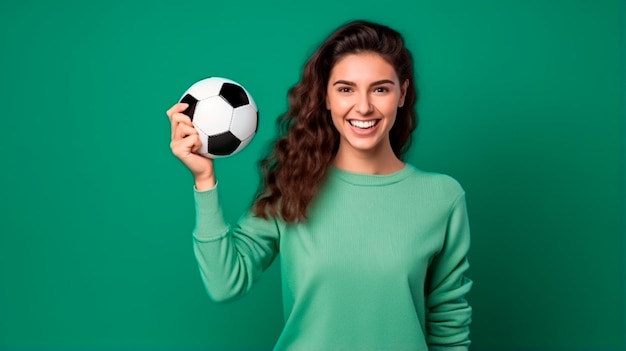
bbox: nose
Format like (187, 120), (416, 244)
(355, 93), (373, 115)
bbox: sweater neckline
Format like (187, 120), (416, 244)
(329, 164), (414, 186)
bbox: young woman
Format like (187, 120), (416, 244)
(168, 20), (472, 350)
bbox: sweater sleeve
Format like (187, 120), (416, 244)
(426, 192), (473, 349)
(192, 185), (281, 303)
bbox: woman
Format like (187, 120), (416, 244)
(168, 20), (472, 351)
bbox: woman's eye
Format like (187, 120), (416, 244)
(374, 87), (389, 93)
(338, 87), (352, 93)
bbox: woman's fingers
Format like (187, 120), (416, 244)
(166, 102), (214, 182)
(166, 103), (188, 121)
(167, 103), (190, 139)
(171, 132), (200, 158)
(170, 112), (194, 139)
(174, 121), (198, 141)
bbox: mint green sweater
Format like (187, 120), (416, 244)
(193, 164), (472, 350)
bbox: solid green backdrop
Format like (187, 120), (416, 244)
(0, 0), (623, 350)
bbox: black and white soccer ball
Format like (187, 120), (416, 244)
(179, 77), (258, 158)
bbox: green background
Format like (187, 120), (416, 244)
(0, 0), (623, 350)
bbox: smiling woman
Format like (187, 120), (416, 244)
(326, 52), (410, 173)
(167, 20), (472, 350)
(252, 21), (419, 223)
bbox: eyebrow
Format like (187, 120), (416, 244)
(332, 79), (396, 87)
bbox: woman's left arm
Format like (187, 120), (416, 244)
(426, 192), (473, 350)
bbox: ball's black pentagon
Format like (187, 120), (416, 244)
(180, 94), (198, 121)
(207, 131), (242, 156)
(219, 83), (249, 108)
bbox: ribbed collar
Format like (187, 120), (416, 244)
(329, 164), (415, 186)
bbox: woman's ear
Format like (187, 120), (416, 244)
(399, 79), (409, 107)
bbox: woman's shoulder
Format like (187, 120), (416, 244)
(405, 164), (465, 198)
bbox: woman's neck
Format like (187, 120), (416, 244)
(332, 144), (404, 175)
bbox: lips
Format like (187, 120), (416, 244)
(348, 119), (380, 129)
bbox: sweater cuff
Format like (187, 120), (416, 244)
(193, 184), (230, 242)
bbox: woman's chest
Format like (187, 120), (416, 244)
(279, 186), (449, 286)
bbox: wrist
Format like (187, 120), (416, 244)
(194, 174), (216, 191)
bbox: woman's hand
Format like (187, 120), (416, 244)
(167, 103), (216, 190)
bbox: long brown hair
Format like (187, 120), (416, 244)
(253, 20), (418, 223)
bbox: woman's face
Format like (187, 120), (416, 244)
(326, 52), (408, 157)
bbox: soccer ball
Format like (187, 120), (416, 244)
(179, 77), (258, 158)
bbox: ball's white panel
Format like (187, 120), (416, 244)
(194, 127), (211, 158)
(193, 96), (234, 136)
(230, 133), (255, 156)
(230, 104), (258, 140)
(209, 152), (230, 159)
(181, 77), (229, 101)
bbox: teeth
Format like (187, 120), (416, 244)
(349, 120), (378, 129)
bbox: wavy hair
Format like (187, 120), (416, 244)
(253, 20), (418, 223)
